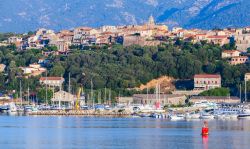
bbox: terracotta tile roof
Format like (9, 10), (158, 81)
(207, 35), (228, 39)
(194, 74), (221, 79)
(231, 56), (248, 59)
(222, 50), (240, 53)
(133, 94), (185, 99)
(40, 77), (64, 81)
(195, 34), (207, 36)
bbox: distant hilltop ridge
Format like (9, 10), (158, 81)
(0, 0), (250, 32)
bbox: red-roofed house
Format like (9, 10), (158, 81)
(194, 74), (221, 90)
(39, 77), (65, 87)
(221, 50), (241, 58)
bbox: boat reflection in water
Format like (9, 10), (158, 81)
(202, 135), (209, 149)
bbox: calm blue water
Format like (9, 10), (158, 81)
(0, 116), (249, 149)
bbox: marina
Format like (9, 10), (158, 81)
(1, 101), (250, 120)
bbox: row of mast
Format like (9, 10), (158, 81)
(18, 73), (112, 106)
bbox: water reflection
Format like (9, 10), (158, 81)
(0, 116), (250, 149)
(202, 135), (208, 149)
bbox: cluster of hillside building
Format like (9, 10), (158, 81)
(3, 16), (250, 55)
(2, 16), (250, 106)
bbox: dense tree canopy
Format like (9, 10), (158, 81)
(199, 88), (230, 96)
(0, 39), (250, 101)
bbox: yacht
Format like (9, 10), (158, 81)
(169, 114), (185, 120)
(150, 113), (163, 119)
(24, 105), (33, 113)
(214, 108), (239, 119)
(16, 106), (24, 115)
(200, 112), (214, 119)
(0, 104), (9, 113)
(192, 100), (217, 109)
(185, 112), (200, 119)
(238, 109), (250, 118)
(7, 102), (17, 115)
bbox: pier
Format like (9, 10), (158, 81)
(29, 110), (132, 116)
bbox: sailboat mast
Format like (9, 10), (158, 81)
(91, 78), (94, 107)
(147, 87), (148, 101)
(104, 87), (107, 104)
(68, 72), (71, 93)
(158, 83), (161, 102)
(27, 86), (30, 105)
(59, 83), (61, 109)
(68, 73), (71, 103)
(46, 72), (48, 105)
(240, 84), (242, 103)
(109, 89), (111, 105)
(20, 80), (22, 106)
(245, 78), (247, 103)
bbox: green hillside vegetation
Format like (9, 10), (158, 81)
(0, 39), (250, 102)
(199, 88), (230, 96)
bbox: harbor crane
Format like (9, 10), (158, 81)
(75, 86), (83, 110)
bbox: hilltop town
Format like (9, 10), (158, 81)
(2, 16), (250, 53)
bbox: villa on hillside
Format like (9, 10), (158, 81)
(221, 50), (241, 58)
(39, 77), (64, 87)
(19, 63), (47, 78)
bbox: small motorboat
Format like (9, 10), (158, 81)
(24, 105), (33, 113)
(200, 113), (214, 119)
(238, 109), (250, 118)
(185, 112), (200, 119)
(7, 102), (17, 115)
(169, 114), (185, 120)
(150, 113), (163, 119)
(0, 104), (9, 113)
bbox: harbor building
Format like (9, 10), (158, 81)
(132, 94), (186, 106)
(116, 97), (133, 105)
(194, 74), (221, 90)
(39, 77), (65, 87)
(51, 91), (76, 106)
(189, 96), (240, 104)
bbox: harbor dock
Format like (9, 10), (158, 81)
(29, 110), (132, 116)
